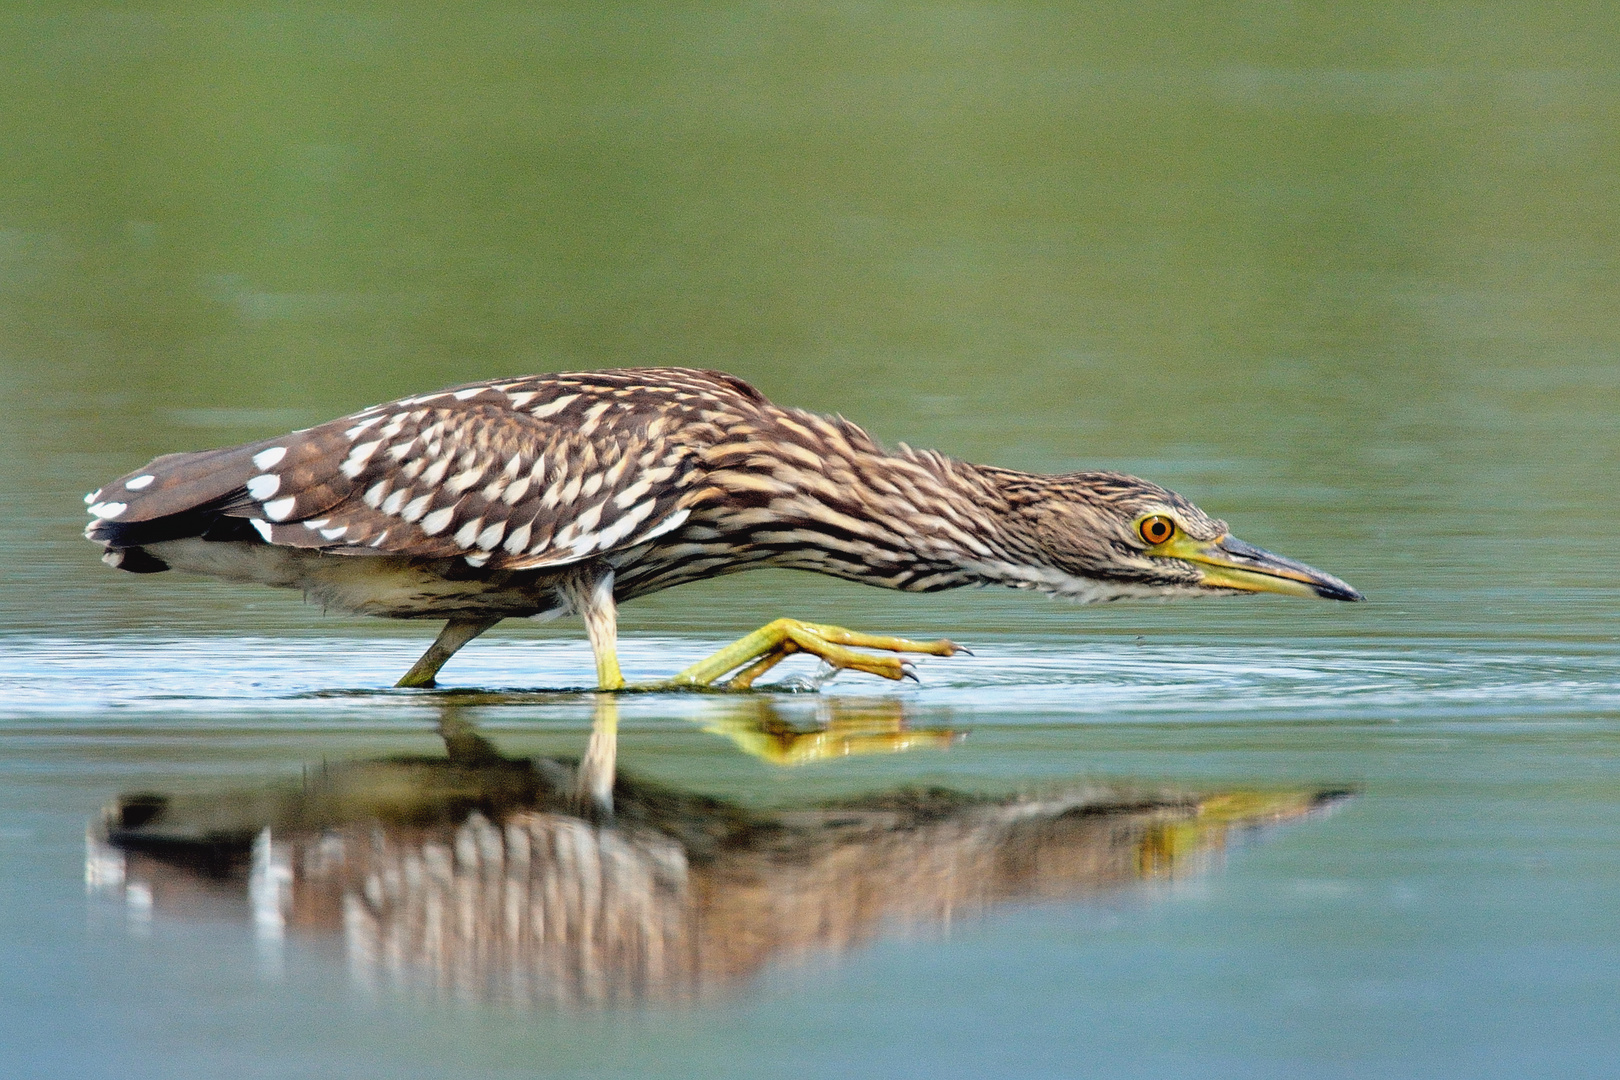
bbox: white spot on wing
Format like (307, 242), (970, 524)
(507, 391), (537, 408)
(574, 502), (605, 536)
(638, 508), (690, 542)
(246, 474), (280, 500)
(613, 497), (657, 536)
(89, 502), (127, 520)
(475, 521), (505, 550)
(402, 494), (432, 522)
(362, 480), (388, 508)
(613, 477), (653, 509)
(339, 439), (383, 478)
(124, 475), (155, 491)
(453, 517), (483, 547)
(445, 466), (486, 495)
(343, 416), (382, 439)
(85, 489), (102, 505)
(503, 522), (532, 554)
(381, 488), (409, 515)
(420, 506), (456, 535)
(530, 394), (579, 419)
(580, 400), (613, 428)
(319, 525), (348, 540)
(501, 476), (531, 505)
(593, 513), (640, 551)
(250, 519), (273, 541)
(253, 446), (288, 470)
(452, 387), (485, 401)
(420, 457), (451, 486)
(263, 497), (296, 521)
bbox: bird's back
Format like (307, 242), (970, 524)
(87, 368), (774, 578)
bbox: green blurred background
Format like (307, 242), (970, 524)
(2, 2), (1616, 643)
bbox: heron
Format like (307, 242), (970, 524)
(85, 367), (1362, 690)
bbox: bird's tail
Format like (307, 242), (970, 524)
(84, 441), (276, 571)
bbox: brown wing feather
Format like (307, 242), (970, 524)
(87, 369), (763, 568)
(87, 368), (768, 564)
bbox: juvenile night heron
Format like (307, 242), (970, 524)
(85, 367), (1362, 690)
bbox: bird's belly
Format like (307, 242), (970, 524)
(142, 539), (566, 620)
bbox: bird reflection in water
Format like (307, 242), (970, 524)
(89, 699), (1348, 1006)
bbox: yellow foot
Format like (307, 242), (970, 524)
(663, 618), (963, 690)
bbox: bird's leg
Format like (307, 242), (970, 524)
(669, 618), (961, 688)
(396, 617), (502, 688)
(560, 564), (625, 690)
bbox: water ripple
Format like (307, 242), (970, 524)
(3, 635), (1616, 721)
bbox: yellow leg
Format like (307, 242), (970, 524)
(668, 618), (961, 689)
(562, 565), (626, 690)
(593, 642), (625, 690)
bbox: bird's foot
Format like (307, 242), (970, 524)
(664, 618), (963, 690)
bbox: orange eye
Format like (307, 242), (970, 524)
(1138, 515), (1176, 545)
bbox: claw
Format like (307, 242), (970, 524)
(900, 663), (920, 684)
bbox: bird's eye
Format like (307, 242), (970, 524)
(1138, 516), (1176, 545)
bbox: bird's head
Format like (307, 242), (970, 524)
(1013, 471), (1363, 602)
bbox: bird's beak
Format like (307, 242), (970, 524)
(1155, 533), (1364, 602)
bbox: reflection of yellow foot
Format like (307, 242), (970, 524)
(664, 618), (962, 690)
(699, 697), (963, 765)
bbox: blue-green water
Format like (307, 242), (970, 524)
(3, 3), (1619, 1077)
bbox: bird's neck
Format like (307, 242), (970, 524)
(728, 412), (1075, 594)
(873, 455), (1104, 597)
